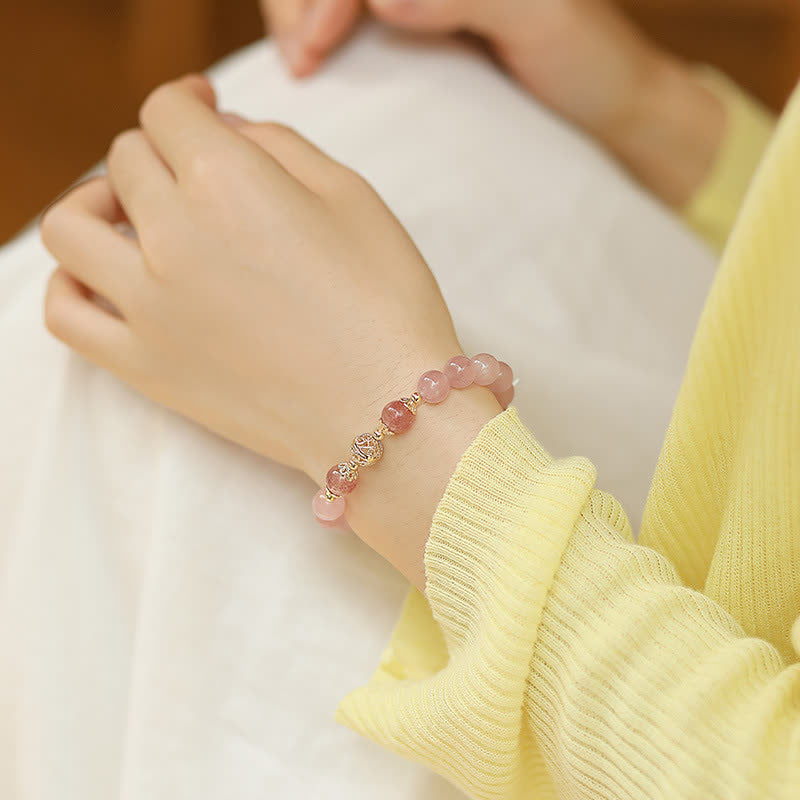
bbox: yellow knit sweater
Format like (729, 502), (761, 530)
(338, 74), (799, 798)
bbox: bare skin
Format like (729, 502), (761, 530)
(262, 0), (726, 206)
(40, 77), (492, 589)
(40, 1), (732, 592)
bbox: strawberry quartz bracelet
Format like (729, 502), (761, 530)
(312, 353), (515, 529)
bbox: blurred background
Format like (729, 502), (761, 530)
(2, 0), (800, 245)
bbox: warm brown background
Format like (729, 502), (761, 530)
(2, 0), (800, 244)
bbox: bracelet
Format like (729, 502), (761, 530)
(312, 353), (515, 529)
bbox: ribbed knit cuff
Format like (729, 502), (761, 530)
(683, 66), (775, 254)
(424, 408), (598, 653)
(336, 409), (597, 797)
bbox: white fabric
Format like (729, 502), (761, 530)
(0, 26), (716, 800)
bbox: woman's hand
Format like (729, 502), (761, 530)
(263, 0), (726, 207)
(40, 75), (498, 588)
(40, 75), (462, 484)
(263, 0), (657, 136)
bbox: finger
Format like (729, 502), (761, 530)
(107, 128), (177, 231)
(367, 0), (470, 31)
(40, 177), (146, 312)
(44, 266), (138, 373)
(231, 121), (345, 193)
(139, 75), (249, 178)
(262, 0), (308, 39)
(290, 0), (362, 77)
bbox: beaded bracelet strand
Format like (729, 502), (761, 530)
(312, 353), (515, 529)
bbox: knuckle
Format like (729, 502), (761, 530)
(139, 81), (174, 126)
(185, 146), (247, 191)
(325, 163), (371, 197)
(262, 121), (300, 140)
(107, 128), (140, 162)
(39, 202), (71, 252)
(184, 150), (224, 187)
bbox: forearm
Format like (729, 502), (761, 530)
(493, 1), (728, 212)
(600, 52), (727, 208)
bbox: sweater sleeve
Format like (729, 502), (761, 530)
(336, 409), (800, 799)
(682, 68), (774, 253)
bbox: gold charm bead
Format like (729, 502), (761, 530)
(351, 432), (384, 466)
(314, 354), (514, 527)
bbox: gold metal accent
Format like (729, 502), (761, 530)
(335, 461), (359, 483)
(374, 421), (393, 439)
(324, 488), (340, 502)
(351, 432), (384, 466)
(401, 396), (419, 415)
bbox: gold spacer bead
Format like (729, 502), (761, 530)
(376, 421), (393, 437)
(401, 396), (419, 415)
(325, 488), (340, 502)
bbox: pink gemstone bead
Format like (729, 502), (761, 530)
(318, 515), (349, 531)
(472, 353), (500, 386)
(443, 355), (476, 389)
(495, 386), (515, 410)
(382, 399), (416, 434)
(417, 370), (451, 404)
(326, 464), (358, 496)
(312, 489), (346, 523)
(488, 361), (514, 394)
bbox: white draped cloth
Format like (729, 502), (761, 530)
(0, 26), (715, 799)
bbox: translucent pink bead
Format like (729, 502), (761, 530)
(312, 489), (346, 523)
(417, 370), (451, 404)
(326, 464), (358, 496)
(443, 355), (476, 389)
(318, 515), (349, 531)
(495, 386), (515, 410)
(488, 361), (514, 394)
(472, 353), (500, 386)
(382, 399), (416, 434)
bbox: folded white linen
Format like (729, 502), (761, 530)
(0, 25), (715, 800)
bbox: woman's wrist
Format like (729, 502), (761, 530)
(309, 361), (503, 593)
(600, 51), (727, 208)
(490, 1), (727, 210)
(350, 386), (501, 592)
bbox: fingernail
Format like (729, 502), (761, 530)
(219, 111), (249, 127)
